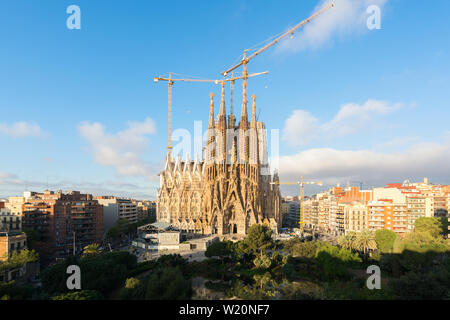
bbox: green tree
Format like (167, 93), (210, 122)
(390, 270), (450, 300)
(415, 217), (443, 238)
(253, 254), (272, 269)
(375, 229), (397, 253)
(124, 277), (140, 289)
(337, 232), (357, 250)
(156, 254), (187, 269)
(354, 230), (377, 259)
(120, 277), (146, 300)
(42, 251), (137, 296)
(23, 229), (41, 249)
(205, 241), (232, 262)
(82, 244), (100, 257)
(400, 231), (449, 254)
(238, 224), (274, 259)
(440, 216), (449, 237)
(315, 244), (362, 280)
(106, 226), (120, 240)
(253, 272), (272, 291)
(0, 249), (39, 273)
(290, 241), (319, 259)
(281, 238), (301, 255)
(0, 281), (34, 300)
(41, 257), (77, 295)
(52, 290), (104, 300)
(79, 251), (137, 294)
(145, 267), (191, 300)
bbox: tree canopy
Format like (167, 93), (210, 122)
(145, 267), (191, 300)
(375, 229), (397, 253)
(414, 217), (444, 238)
(205, 241), (233, 260)
(82, 244), (101, 257)
(238, 224), (274, 258)
(52, 290), (104, 300)
(0, 249), (38, 273)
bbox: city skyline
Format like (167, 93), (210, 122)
(1, 0), (450, 199)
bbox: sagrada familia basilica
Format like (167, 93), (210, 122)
(156, 80), (281, 236)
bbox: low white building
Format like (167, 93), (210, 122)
(134, 222), (218, 252)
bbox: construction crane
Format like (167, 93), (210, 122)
(271, 177), (323, 233)
(221, 2), (334, 94)
(153, 71), (268, 154)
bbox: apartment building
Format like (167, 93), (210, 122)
(406, 195), (433, 232)
(303, 198), (318, 229)
(281, 200), (300, 228)
(118, 199), (138, 223)
(338, 186), (372, 203)
(0, 231), (27, 262)
(136, 200), (154, 221)
(336, 203), (345, 235)
(96, 196), (119, 235)
(317, 194), (331, 233)
(300, 178), (448, 237)
(368, 200), (408, 234)
(328, 196), (339, 236)
(97, 196), (139, 225)
(281, 202), (290, 227)
(0, 208), (21, 232)
(343, 201), (368, 234)
(22, 190), (103, 259)
(330, 186), (372, 235)
(5, 196), (26, 215)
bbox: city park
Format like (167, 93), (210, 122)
(1, 215), (449, 300)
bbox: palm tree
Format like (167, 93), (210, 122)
(337, 232), (357, 250)
(82, 243), (101, 257)
(354, 230), (377, 259)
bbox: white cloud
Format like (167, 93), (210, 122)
(0, 172), (29, 187)
(78, 118), (157, 179)
(323, 99), (402, 135)
(282, 99), (401, 147)
(282, 110), (320, 146)
(0, 121), (44, 137)
(278, 137), (450, 186)
(0, 172), (15, 183)
(0, 172), (158, 200)
(277, 0), (388, 53)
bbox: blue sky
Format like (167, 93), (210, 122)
(1, 0), (450, 199)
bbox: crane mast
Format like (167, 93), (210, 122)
(168, 73), (173, 153)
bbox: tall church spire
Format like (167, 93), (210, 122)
(219, 81), (226, 116)
(228, 80), (236, 129)
(240, 53), (249, 130)
(251, 94), (257, 128)
(240, 85), (248, 129)
(206, 92), (216, 169)
(208, 92), (215, 129)
(218, 82), (227, 169)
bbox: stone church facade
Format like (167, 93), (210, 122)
(156, 83), (281, 235)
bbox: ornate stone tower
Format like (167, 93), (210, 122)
(156, 83), (281, 236)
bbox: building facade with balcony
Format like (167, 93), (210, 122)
(22, 190), (103, 259)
